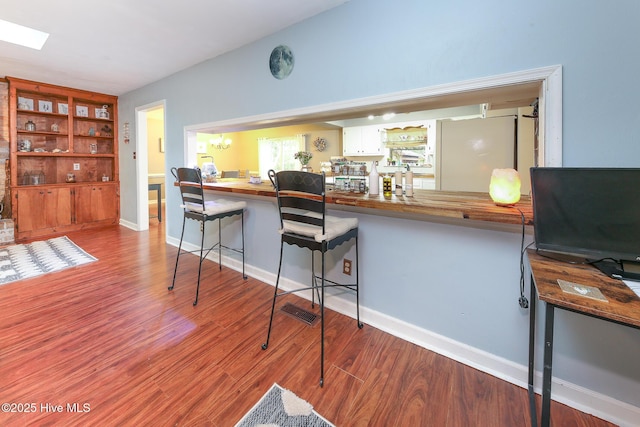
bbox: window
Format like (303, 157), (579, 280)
(258, 135), (305, 178)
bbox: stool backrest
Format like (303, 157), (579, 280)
(171, 167), (206, 210)
(269, 170), (326, 234)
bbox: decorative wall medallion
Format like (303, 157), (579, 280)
(313, 137), (327, 152)
(269, 45), (294, 80)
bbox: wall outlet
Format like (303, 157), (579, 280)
(73, 163), (80, 170)
(343, 259), (352, 275)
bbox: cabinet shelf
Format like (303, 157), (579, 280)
(16, 152), (115, 158)
(381, 126), (428, 148)
(74, 116), (113, 122)
(18, 180), (117, 188)
(18, 130), (69, 137)
(18, 109), (68, 118)
(73, 134), (114, 139)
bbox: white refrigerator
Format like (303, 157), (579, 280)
(436, 116), (517, 192)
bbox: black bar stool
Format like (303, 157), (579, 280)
(262, 169), (363, 386)
(169, 167), (246, 306)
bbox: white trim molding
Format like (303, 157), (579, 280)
(187, 65), (563, 167)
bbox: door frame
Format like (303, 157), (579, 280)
(135, 100), (166, 231)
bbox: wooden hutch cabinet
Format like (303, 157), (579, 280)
(7, 77), (119, 241)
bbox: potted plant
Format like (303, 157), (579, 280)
(294, 151), (313, 171)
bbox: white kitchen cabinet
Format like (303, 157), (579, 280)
(419, 178), (436, 190)
(343, 125), (382, 156)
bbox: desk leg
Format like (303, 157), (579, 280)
(148, 184), (162, 222)
(528, 276), (538, 427)
(541, 303), (555, 427)
(156, 186), (162, 222)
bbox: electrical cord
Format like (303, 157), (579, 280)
(515, 207), (534, 309)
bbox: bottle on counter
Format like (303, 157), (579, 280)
(369, 161), (379, 196)
(405, 165), (414, 197)
(383, 174), (392, 197)
(395, 170), (403, 196)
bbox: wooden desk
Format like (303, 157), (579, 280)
(526, 249), (640, 426)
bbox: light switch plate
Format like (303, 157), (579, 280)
(73, 163), (80, 170)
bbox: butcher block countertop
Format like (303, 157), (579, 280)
(176, 178), (533, 226)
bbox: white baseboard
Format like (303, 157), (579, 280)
(119, 219), (139, 231)
(165, 238), (640, 426)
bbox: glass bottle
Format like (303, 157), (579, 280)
(383, 175), (392, 197)
(405, 165), (414, 197)
(369, 161), (379, 196)
(395, 170), (403, 196)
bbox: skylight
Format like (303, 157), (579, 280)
(0, 19), (49, 50)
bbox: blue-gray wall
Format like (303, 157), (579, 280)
(118, 0), (640, 421)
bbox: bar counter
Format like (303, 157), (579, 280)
(177, 178), (533, 226)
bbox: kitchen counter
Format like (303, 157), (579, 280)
(176, 178), (532, 226)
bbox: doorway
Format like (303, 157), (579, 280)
(135, 101), (166, 231)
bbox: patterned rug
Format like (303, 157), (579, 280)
(0, 236), (96, 285)
(235, 383), (334, 427)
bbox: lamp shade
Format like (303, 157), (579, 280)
(489, 168), (521, 206)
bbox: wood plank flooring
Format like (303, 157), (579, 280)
(0, 220), (615, 426)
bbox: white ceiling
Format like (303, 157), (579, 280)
(0, 0), (349, 95)
(1, 0), (539, 128)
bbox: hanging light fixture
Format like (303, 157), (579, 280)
(210, 135), (232, 150)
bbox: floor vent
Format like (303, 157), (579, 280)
(280, 302), (319, 326)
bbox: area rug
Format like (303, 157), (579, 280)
(235, 383), (334, 427)
(0, 236), (96, 285)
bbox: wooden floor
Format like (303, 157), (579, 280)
(0, 218), (615, 426)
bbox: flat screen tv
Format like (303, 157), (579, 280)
(530, 167), (640, 280)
